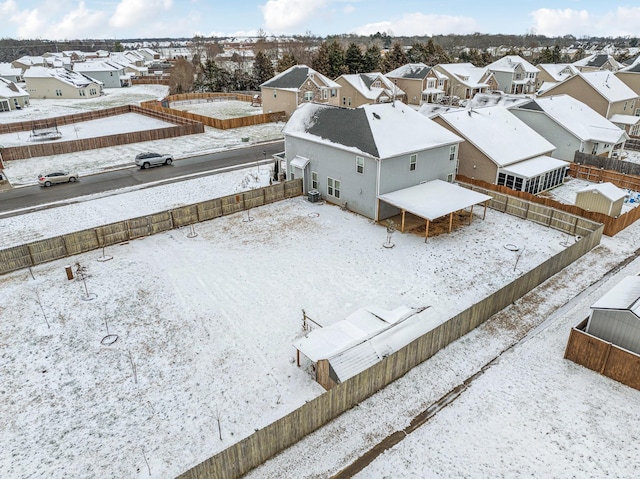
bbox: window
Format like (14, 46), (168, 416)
(79, 89), (86, 97)
(342, 97), (347, 106)
(624, 101), (628, 111)
(347, 97), (352, 106)
(327, 177), (340, 199)
(330, 89), (337, 97)
(427, 79), (435, 89)
(322, 89), (328, 100)
(311, 171), (318, 190)
(409, 154), (417, 171)
(55, 89), (62, 96)
(636, 108), (640, 117)
(447, 173), (454, 182)
(304, 91), (314, 102)
(449, 145), (456, 161)
(273, 91), (277, 98)
(373, 80), (381, 88)
(438, 79), (444, 87)
(289, 165), (295, 180)
(356, 156), (364, 174)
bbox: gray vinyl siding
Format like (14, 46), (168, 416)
(510, 109), (578, 162)
(492, 71), (512, 93)
(285, 136), (378, 218)
(78, 70), (122, 88)
(586, 310), (640, 355)
(377, 144), (459, 220)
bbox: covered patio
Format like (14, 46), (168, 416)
(377, 179), (492, 242)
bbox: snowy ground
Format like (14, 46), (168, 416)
(1, 86), (284, 186)
(2, 89), (640, 479)
(543, 176), (640, 213)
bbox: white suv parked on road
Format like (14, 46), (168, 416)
(135, 152), (173, 169)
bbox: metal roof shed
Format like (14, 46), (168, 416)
(586, 276), (640, 355)
(377, 179), (492, 242)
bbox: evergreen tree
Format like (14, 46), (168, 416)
(344, 42), (364, 73)
(194, 59), (232, 92)
(327, 40), (345, 78)
(538, 46), (554, 64)
(362, 44), (383, 72)
(311, 42), (331, 77)
(383, 42), (408, 72)
(277, 53), (298, 72)
(253, 50), (275, 86)
(552, 45), (562, 63)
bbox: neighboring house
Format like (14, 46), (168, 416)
(432, 105), (568, 193)
(486, 55), (539, 94)
(73, 61), (130, 88)
(585, 276), (640, 355)
(294, 305), (441, 390)
(0, 78), (30, 112)
(110, 52), (149, 78)
(282, 100), (463, 220)
(0, 62), (24, 83)
(137, 48), (161, 63)
(433, 63), (497, 100)
(260, 65), (340, 118)
(538, 71), (640, 137)
(616, 58), (640, 105)
(572, 53), (622, 73)
(535, 63), (578, 92)
(575, 182), (627, 217)
(334, 72), (405, 107)
(508, 95), (629, 161)
(385, 63), (445, 105)
(24, 66), (103, 99)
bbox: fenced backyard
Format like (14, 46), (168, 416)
(177, 196), (603, 479)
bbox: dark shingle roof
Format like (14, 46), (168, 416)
(262, 66), (310, 89)
(586, 54), (608, 68)
(360, 74), (375, 89)
(306, 106), (379, 157)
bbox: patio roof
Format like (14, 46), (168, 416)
(377, 179), (492, 241)
(500, 156), (569, 178)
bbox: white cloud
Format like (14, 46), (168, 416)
(109, 0), (173, 29)
(530, 7), (640, 37)
(0, 0), (18, 15)
(352, 12), (479, 36)
(260, 0), (328, 33)
(343, 4), (355, 15)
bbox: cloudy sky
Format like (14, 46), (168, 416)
(1, 0), (639, 40)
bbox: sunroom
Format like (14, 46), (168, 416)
(497, 156), (569, 194)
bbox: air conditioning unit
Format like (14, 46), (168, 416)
(307, 189), (320, 203)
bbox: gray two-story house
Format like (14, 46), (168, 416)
(283, 101), (463, 221)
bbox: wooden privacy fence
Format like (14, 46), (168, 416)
(564, 319), (640, 391)
(0, 105), (204, 161)
(0, 180), (302, 275)
(458, 174), (640, 237)
(177, 207), (603, 479)
(575, 150), (640, 177)
(132, 77), (170, 86)
(140, 102), (286, 130)
(569, 162), (640, 192)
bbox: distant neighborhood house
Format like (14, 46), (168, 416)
(486, 55), (539, 94)
(433, 63), (497, 100)
(260, 64), (341, 118)
(24, 66), (103, 100)
(385, 63), (446, 105)
(72, 61), (131, 88)
(0, 78), (29, 112)
(334, 72), (406, 108)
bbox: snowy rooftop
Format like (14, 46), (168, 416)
(436, 63), (491, 87)
(537, 63), (578, 81)
(377, 179), (492, 221)
(283, 101), (462, 159)
(501, 155), (569, 178)
(487, 55), (539, 73)
(436, 105), (555, 167)
(578, 182), (628, 202)
(23, 66), (102, 88)
(591, 275), (640, 315)
(0, 78), (28, 98)
(385, 63), (431, 80)
(579, 71), (637, 103)
(260, 64), (340, 89)
(514, 95), (629, 144)
(73, 61), (123, 73)
(337, 73), (405, 101)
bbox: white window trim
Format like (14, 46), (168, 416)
(356, 156), (364, 174)
(410, 154), (417, 171)
(449, 145), (456, 161)
(327, 177), (341, 199)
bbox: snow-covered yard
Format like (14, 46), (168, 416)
(0, 183), (586, 479)
(2, 86), (640, 479)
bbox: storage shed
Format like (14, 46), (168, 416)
(575, 182), (627, 217)
(586, 276), (640, 355)
(294, 305), (441, 390)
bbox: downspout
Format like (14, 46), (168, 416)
(375, 157), (381, 220)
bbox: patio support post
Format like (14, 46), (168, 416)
(469, 205), (474, 225)
(425, 219), (429, 243)
(448, 212), (453, 233)
(401, 210), (406, 232)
